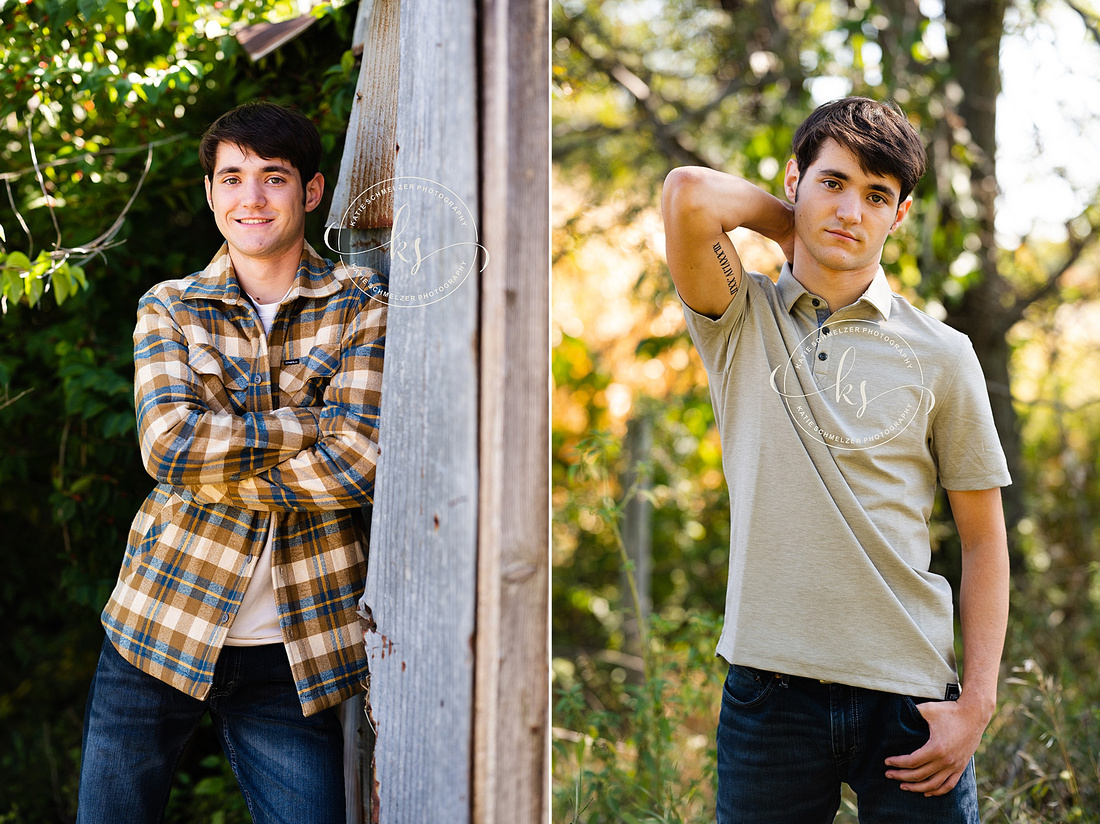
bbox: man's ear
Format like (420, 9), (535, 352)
(204, 176), (213, 210)
(304, 172), (324, 212)
(783, 158), (800, 204)
(890, 196), (913, 232)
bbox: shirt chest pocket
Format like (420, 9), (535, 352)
(279, 345), (339, 408)
(187, 343), (250, 415)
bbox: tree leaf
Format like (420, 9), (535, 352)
(77, 0), (102, 21)
(5, 251), (32, 272)
(70, 265), (88, 290)
(53, 266), (73, 305)
(2, 268), (25, 306)
(24, 271), (44, 307)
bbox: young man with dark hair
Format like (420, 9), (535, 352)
(662, 97), (1010, 822)
(76, 101), (385, 824)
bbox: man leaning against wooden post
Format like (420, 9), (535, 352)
(76, 101), (386, 824)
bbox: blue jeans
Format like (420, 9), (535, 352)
(77, 637), (346, 824)
(716, 665), (979, 824)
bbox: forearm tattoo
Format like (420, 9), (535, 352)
(713, 242), (738, 297)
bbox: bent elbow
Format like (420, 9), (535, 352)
(141, 436), (187, 485)
(138, 409), (201, 485)
(663, 166), (710, 217)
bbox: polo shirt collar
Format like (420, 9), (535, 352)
(776, 262), (893, 321)
(181, 241), (341, 304)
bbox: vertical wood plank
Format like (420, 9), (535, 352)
(474, 0), (549, 822)
(326, 5), (401, 822)
(339, 692), (365, 824)
(326, 0), (400, 234)
(361, 0), (480, 821)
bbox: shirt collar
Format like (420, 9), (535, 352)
(181, 242), (342, 304)
(776, 262), (893, 321)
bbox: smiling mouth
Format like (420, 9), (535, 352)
(236, 218), (273, 225)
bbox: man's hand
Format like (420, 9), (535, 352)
(773, 209), (796, 265)
(884, 486), (1007, 796)
(883, 695), (991, 796)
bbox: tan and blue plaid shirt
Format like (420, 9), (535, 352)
(102, 242), (385, 716)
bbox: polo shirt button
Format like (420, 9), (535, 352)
(818, 352), (828, 361)
(821, 326), (830, 335)
(811, 298), (821, 307)
(253, 374), (261, 384)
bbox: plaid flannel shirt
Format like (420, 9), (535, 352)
(102, 242), (386, 716)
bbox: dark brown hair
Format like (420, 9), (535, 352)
(199, 102), (322, 194)
(792, 97), (926, 203)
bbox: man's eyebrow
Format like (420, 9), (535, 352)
(865, 181), (897, 199)
(817, 167), (897, 199)
(213, 163), (295, 177)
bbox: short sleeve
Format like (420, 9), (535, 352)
(929, 339), (1012, 490)
(679, 270), (752, 374)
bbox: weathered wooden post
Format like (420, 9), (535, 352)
(356, 0), (481, 819)
(474, 1), (549, 821)
(326, 0), (400, 276)
(326, 0), (547, 820)
(324, 2), (401, 821)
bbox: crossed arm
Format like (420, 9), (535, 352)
(135, 293), (386, 512)
(885, 487), (1010, 795)
(135, 295), (324, 487)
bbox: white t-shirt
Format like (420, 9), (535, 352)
(225, 293), (285, 646)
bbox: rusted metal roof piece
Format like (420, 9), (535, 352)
(235, 13), (319, 62)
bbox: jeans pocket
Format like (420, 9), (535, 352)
(899, 694), (933, 740)
(722, 665), (780, 710)
(902, 694), (933, 715)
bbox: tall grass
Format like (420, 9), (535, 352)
(554, 615), (1100, 823)
(553, 436), (1100, 823)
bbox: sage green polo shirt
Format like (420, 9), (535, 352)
(683, 264), (1010, 699)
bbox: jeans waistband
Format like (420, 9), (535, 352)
(748, 668), (960, 701)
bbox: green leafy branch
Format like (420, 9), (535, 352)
(1, 117), (160, 313)
(1, 251), (87, 311)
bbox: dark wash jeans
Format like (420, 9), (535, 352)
(716, 664), (979, 824)
(77, 636), (345, 824)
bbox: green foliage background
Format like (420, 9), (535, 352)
(0, 2), (360, 820)
(552, 1), (1100, 821)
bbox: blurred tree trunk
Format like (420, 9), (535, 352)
(943, 0), (1025, 570)
(620, 412), (653, 678)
